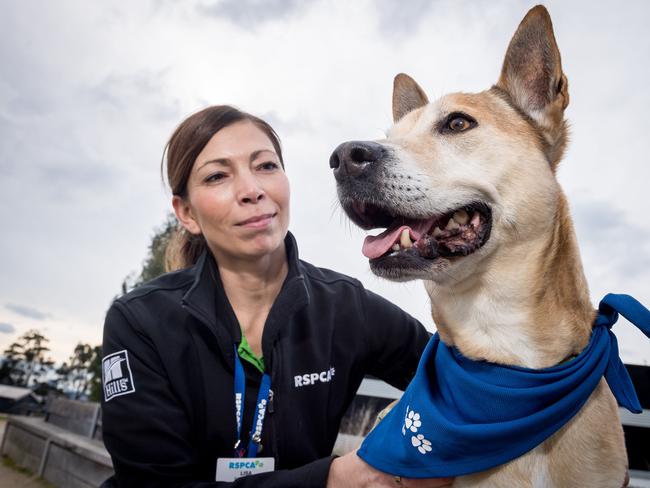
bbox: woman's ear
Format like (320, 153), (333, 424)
(172, 195), (201, 235)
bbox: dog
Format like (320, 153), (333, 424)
(330, 5), (629, 487)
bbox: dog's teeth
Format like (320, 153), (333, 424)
(392, 243), (400, 251)
(400, 229), (413, 248)
(446, 219), (460, 230)
(432, 227), (443, 237)
(453, 210), (469, 225)
(471, 212), (481, 227)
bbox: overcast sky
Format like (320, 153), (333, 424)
(1, 0), (648, 365)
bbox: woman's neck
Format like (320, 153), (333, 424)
(214, 243), (289, 353)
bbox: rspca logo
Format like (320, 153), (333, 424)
(102, 350), (135, 401)
(294, 367), (335, 387)
(228, 460), (265, 469)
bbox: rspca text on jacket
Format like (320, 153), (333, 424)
(294, 367), (335, 387)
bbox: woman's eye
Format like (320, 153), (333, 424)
(441, 113), (477, 133)
(258, 161), (279, 171)
(205, 172), (226, 183)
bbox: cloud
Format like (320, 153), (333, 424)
(258, 110), (315, 138)
(5, 304), (50, 320)
(83, 70), (181, 121)
(572, 199), (650, 281)
(375, 0), (435, 37)
(570, 198), (650, 365)
(197, 0), (305, 28)
(0, 323), (15, 334)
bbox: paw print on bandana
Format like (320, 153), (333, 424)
(404, 409), (422, 433)
(401, 406), (422, 435)
(411, 434), (432, 455)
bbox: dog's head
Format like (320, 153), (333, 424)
(332, 5), (570, 285)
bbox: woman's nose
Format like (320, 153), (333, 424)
(237, 174), (265, 204)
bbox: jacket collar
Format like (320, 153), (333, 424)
(262, 232), (311, 368)
(181, 231), (310, 369)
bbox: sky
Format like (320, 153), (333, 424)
(0, 0), (648, 365)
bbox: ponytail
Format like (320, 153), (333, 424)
(164, 227), (208, 272)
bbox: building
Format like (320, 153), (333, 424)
(0, 385), (43, 415)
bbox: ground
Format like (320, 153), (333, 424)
(0, 417), (54, 488)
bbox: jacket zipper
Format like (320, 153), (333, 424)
(268, 389), (275, 413)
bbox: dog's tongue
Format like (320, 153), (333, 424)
(362, 220), (434, 259)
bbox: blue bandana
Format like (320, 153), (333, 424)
(358, 294), (649, 478)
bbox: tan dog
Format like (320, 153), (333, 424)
(331, 5), (628, 487)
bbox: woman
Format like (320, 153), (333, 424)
(101, 105), (452, 487)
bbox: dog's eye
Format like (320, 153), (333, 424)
(441, 113), (477, 134)
(450, 117), (470, 131)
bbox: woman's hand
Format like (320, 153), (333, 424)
(327, 450), (454, 488)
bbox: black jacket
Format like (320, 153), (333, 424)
(101, 233), (430, 487)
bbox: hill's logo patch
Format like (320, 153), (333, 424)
(102, 350), (135, 401)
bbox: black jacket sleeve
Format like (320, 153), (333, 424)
(360, 288), (432, 390)
(102, 301), (335, 488)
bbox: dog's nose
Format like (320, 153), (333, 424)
(329, 141), (385, 179)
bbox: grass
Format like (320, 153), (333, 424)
(2, 455), (31, 474)
(1, 456), (56, 487)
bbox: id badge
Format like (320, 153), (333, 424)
(216, 457), (275, 481)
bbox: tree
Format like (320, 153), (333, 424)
(0, 344), (20, 385)
(138, 212), (178, 284)
(1, 330), (54, 387)
(88, 345), (103, 402)
(121, 213), (178, 292)
(57, 343), (96, 399)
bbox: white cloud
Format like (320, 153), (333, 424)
(0, 0), (648, 364)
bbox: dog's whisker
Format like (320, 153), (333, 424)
(328, 198), (341, 222)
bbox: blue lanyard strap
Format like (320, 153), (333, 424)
(233, 345), (272, 458)
(233, 344), (246, 451)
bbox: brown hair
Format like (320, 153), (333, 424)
(162, 105), (283, 271)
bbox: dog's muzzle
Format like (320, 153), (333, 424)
(329, 141), (386, 181)
(330, 138), (493, 281)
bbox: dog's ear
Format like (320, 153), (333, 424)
(393, 73), (429, 122)
(496, 5), (569, 168)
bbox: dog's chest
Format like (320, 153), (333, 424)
(452, 444), (552, 487)
(528, 448), (552, 488)
(438, 295), (544, 368)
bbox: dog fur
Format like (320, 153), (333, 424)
(334, 6), (628, 487)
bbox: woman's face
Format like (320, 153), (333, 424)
(173, 120), (290, 262)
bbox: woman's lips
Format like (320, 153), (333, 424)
(236, 213), (276, 228)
